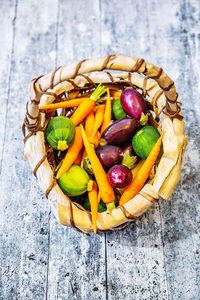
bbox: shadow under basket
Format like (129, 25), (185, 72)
(22, 55), (187, 233)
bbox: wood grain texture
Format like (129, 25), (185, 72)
(154, 1), (200, 299)
(100, 1), (169, 299)
(0, 0), (16, 173)
(0, 0), (58, 299)
(0, 0), (199, 299)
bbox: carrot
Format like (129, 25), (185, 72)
(131, 160), (145, 178)
(89, 132), (100, 148)
(119, 137), (162, 205)
(70, 99), (96, 126)
(39, 98), (88, 111)
(111, 90), (122, 100)
(68, 89), (79, 99)
(81, 125), (115, 204)
(56, 126), (83, 179)
(85, 111), (100, 148)
(85, 111), (95, 137)
(88, 181), (98, 234)
(74, 148), (84, 165)
(91, 105), (105, 137)
(100, 88), (111, 134)
(70, 84), (106, 126)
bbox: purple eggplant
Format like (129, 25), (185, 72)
(107, 165), (132, 188)
(121, 88), (146, 120)
(121, 142), (135, 156)
(96, 145), (122, 169)
(101, 118), (138, 146)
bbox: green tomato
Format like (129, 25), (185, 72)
(112, 99), (126, 120)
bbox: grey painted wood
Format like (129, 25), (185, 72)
(47, 1), (107, 299)
(100, 1), (169, 299)
(0, 0), (199, 300)
(0, 0), (58, 299)
(0, 0), (16, 172)
(156, 1), (200, 299)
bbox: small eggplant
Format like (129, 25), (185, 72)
(101, 118), (138, 146)
(121, 142), (135, 156)
(121, 88), (147, 122)
(107, 164), (132, 188)
(96, 145), (122, 169)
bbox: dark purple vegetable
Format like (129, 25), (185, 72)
(96, 145), (122, 169)
(121, 88), (146, 120)
(121, 142), (135, 156)
(107, 165), (132, 188)
(101, 118), (138, 146)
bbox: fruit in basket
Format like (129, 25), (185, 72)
(58, 164), (92, 196)
(45, 116), (75, 151)
(96, 145), (122, 169)
(112, 98), (126, 120)
(100, 117), (138, 146)
(121, 88), (146, 122)
(107, 165), (132, 188)
(132, 126), (160, 159)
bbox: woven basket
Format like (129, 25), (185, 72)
(22, 55), (187, 233)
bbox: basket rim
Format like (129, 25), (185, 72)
(23, 54), (186, 233)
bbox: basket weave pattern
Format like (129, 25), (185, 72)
(22, 55), (187, 233)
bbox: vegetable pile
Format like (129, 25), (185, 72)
(41, 83), (162, 233)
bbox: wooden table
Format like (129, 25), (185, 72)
(0, 0), (199, 299)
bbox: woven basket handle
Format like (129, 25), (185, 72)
(25, 55), (180, 132)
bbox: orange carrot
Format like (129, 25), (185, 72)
(74, 148), (84, 165)
(88, 181), (98, 234)
(91, 105), (105, 137)
(89, 132), (100, 148)
(119, 137), (162, 205)
(39, 98), (88, 111)
(56, 126), (83, 179)
(85, 111), (100, 148)
(101, 88), (111, 134)
(111, 90), (122, 100)
(81, 125), (115, 204)
(70, 99), (96, 126)
(70, 84), (106, 126)
(85, 111), (95, 137)
(68, 89), (80, 99)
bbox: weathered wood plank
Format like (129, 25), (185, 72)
(0, 0), (58, 299)
(101, 1), (169, 299)
(154, 0), (200, 299)
(0, 0), (16, 171)
(46, 1), (107, 300)
(0, 1), (199, 300)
